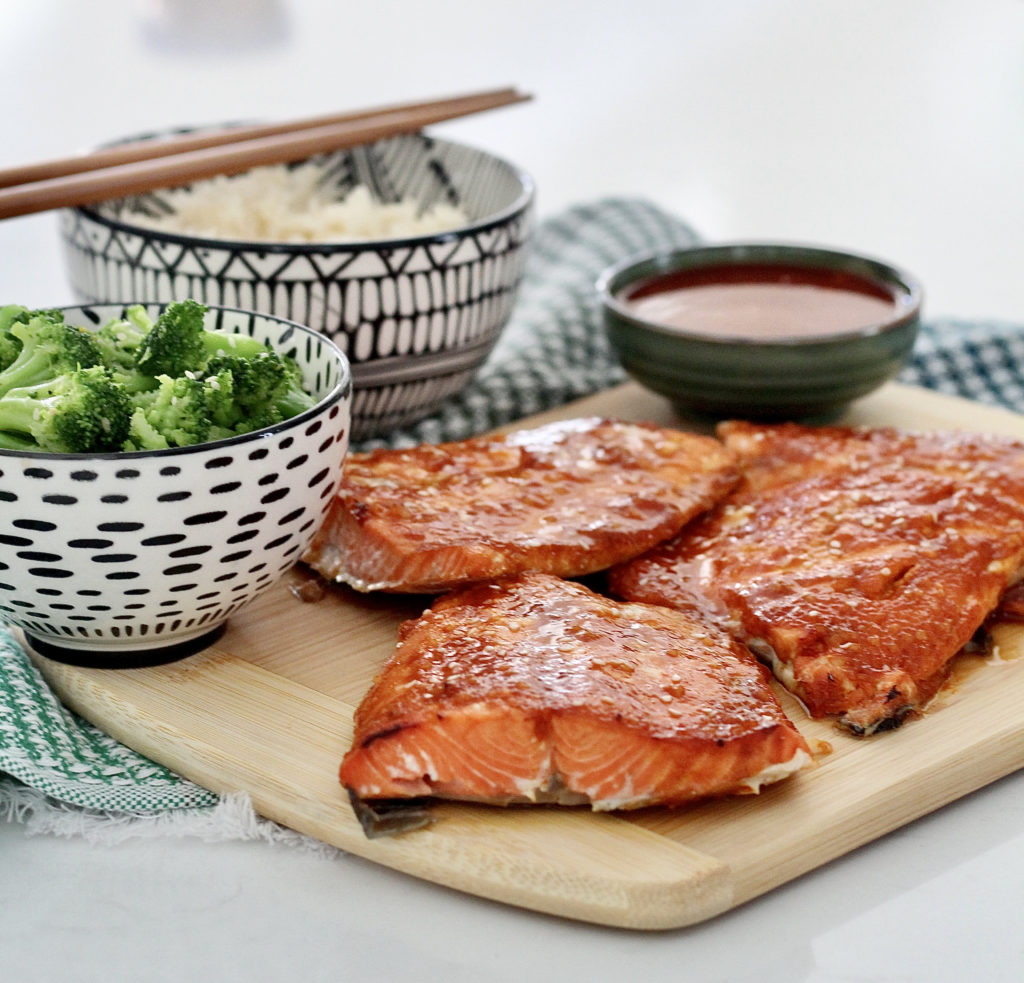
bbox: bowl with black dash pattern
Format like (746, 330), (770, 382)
(0, 303), (351, 666)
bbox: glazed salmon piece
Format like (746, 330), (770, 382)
(610, 422), (1024, 734)
(302, 417), (739, 593)
(339, 573), (812, 810)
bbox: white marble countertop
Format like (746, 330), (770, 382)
(3, 2), (1023, 980)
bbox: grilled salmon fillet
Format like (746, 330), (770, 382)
(303, 417), (739, 593)
(610, 421), (1024, 734)
(339, 572), (812, 810)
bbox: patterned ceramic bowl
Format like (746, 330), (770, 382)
(0, 303), (351, 665)
(59, 132), (535, 441)
(599, 242), (922, 421)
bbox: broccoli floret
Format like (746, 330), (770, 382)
(0, 305), (30, 369)
(127, 374), (212, 449)
(133, 299), (207, 378)
(94, 305), (165, 368)
(0, 304), (69, 363)
(134, 299), (273, 378)
(0, 365), (132, 453)
(124, 408), (170, 451)
(204, 351), (315, 434)
(0, 308), (101, 397)
(204, 361), (282, 435)
(269, 355), (315, 419)
(92, 306), (156, 394)
(201, 361), (249, 435)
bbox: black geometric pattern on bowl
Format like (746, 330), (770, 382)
(0, 304), (351, 654)
(59, 134), (534, 440)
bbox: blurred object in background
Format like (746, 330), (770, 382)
(142, 0), (292, 54)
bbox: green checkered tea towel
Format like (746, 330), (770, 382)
(2, 196), (1022, 840)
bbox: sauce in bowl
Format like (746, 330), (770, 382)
(618, 263), (905, 340)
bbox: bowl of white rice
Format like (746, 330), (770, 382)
(60, 130), (535, 440)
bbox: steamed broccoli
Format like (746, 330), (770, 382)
(0, 365), (132, 453)
(204, 351), (315, 433)
(93, 305), (150, 367)
(0, 307), (102, 397)
(126, 374), (212, 450)
(0, 299), (316, 453)
(0, 305), (28, 369)
(134, 299), (274, 378)
(91, 305), (157, 393)
(0, 305), (71, 371)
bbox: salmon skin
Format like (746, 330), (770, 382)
(610, 421), (1024, 735)
(339, 572), (812, 811)
(302, 417), (739, 594)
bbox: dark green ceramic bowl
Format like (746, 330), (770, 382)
(598, 243), (922, 421)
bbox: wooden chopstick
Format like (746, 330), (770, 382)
(0, 87), (528, 189)
(0, 87), (531, 221)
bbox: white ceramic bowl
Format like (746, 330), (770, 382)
(59, 132), (535, 440)
(0, 303), (351, 665)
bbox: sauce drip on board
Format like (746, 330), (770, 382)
(618, 263), (905, 340)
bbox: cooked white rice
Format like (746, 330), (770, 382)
(127, 162), (470, 243)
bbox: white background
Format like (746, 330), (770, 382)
(3, 2), (1024, 980)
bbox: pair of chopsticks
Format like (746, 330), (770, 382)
(0, 86), (531, 221)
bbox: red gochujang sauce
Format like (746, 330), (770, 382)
(619, 263), (903, 340)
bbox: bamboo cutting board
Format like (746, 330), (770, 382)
(30, 381), (1024, 931)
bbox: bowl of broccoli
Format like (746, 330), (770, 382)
(0, 300), (352, 665)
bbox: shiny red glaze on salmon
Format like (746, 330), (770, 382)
(610, 421), (1024, 734)
(302, 417), (739, 593)
(339, 573), (812, 810)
